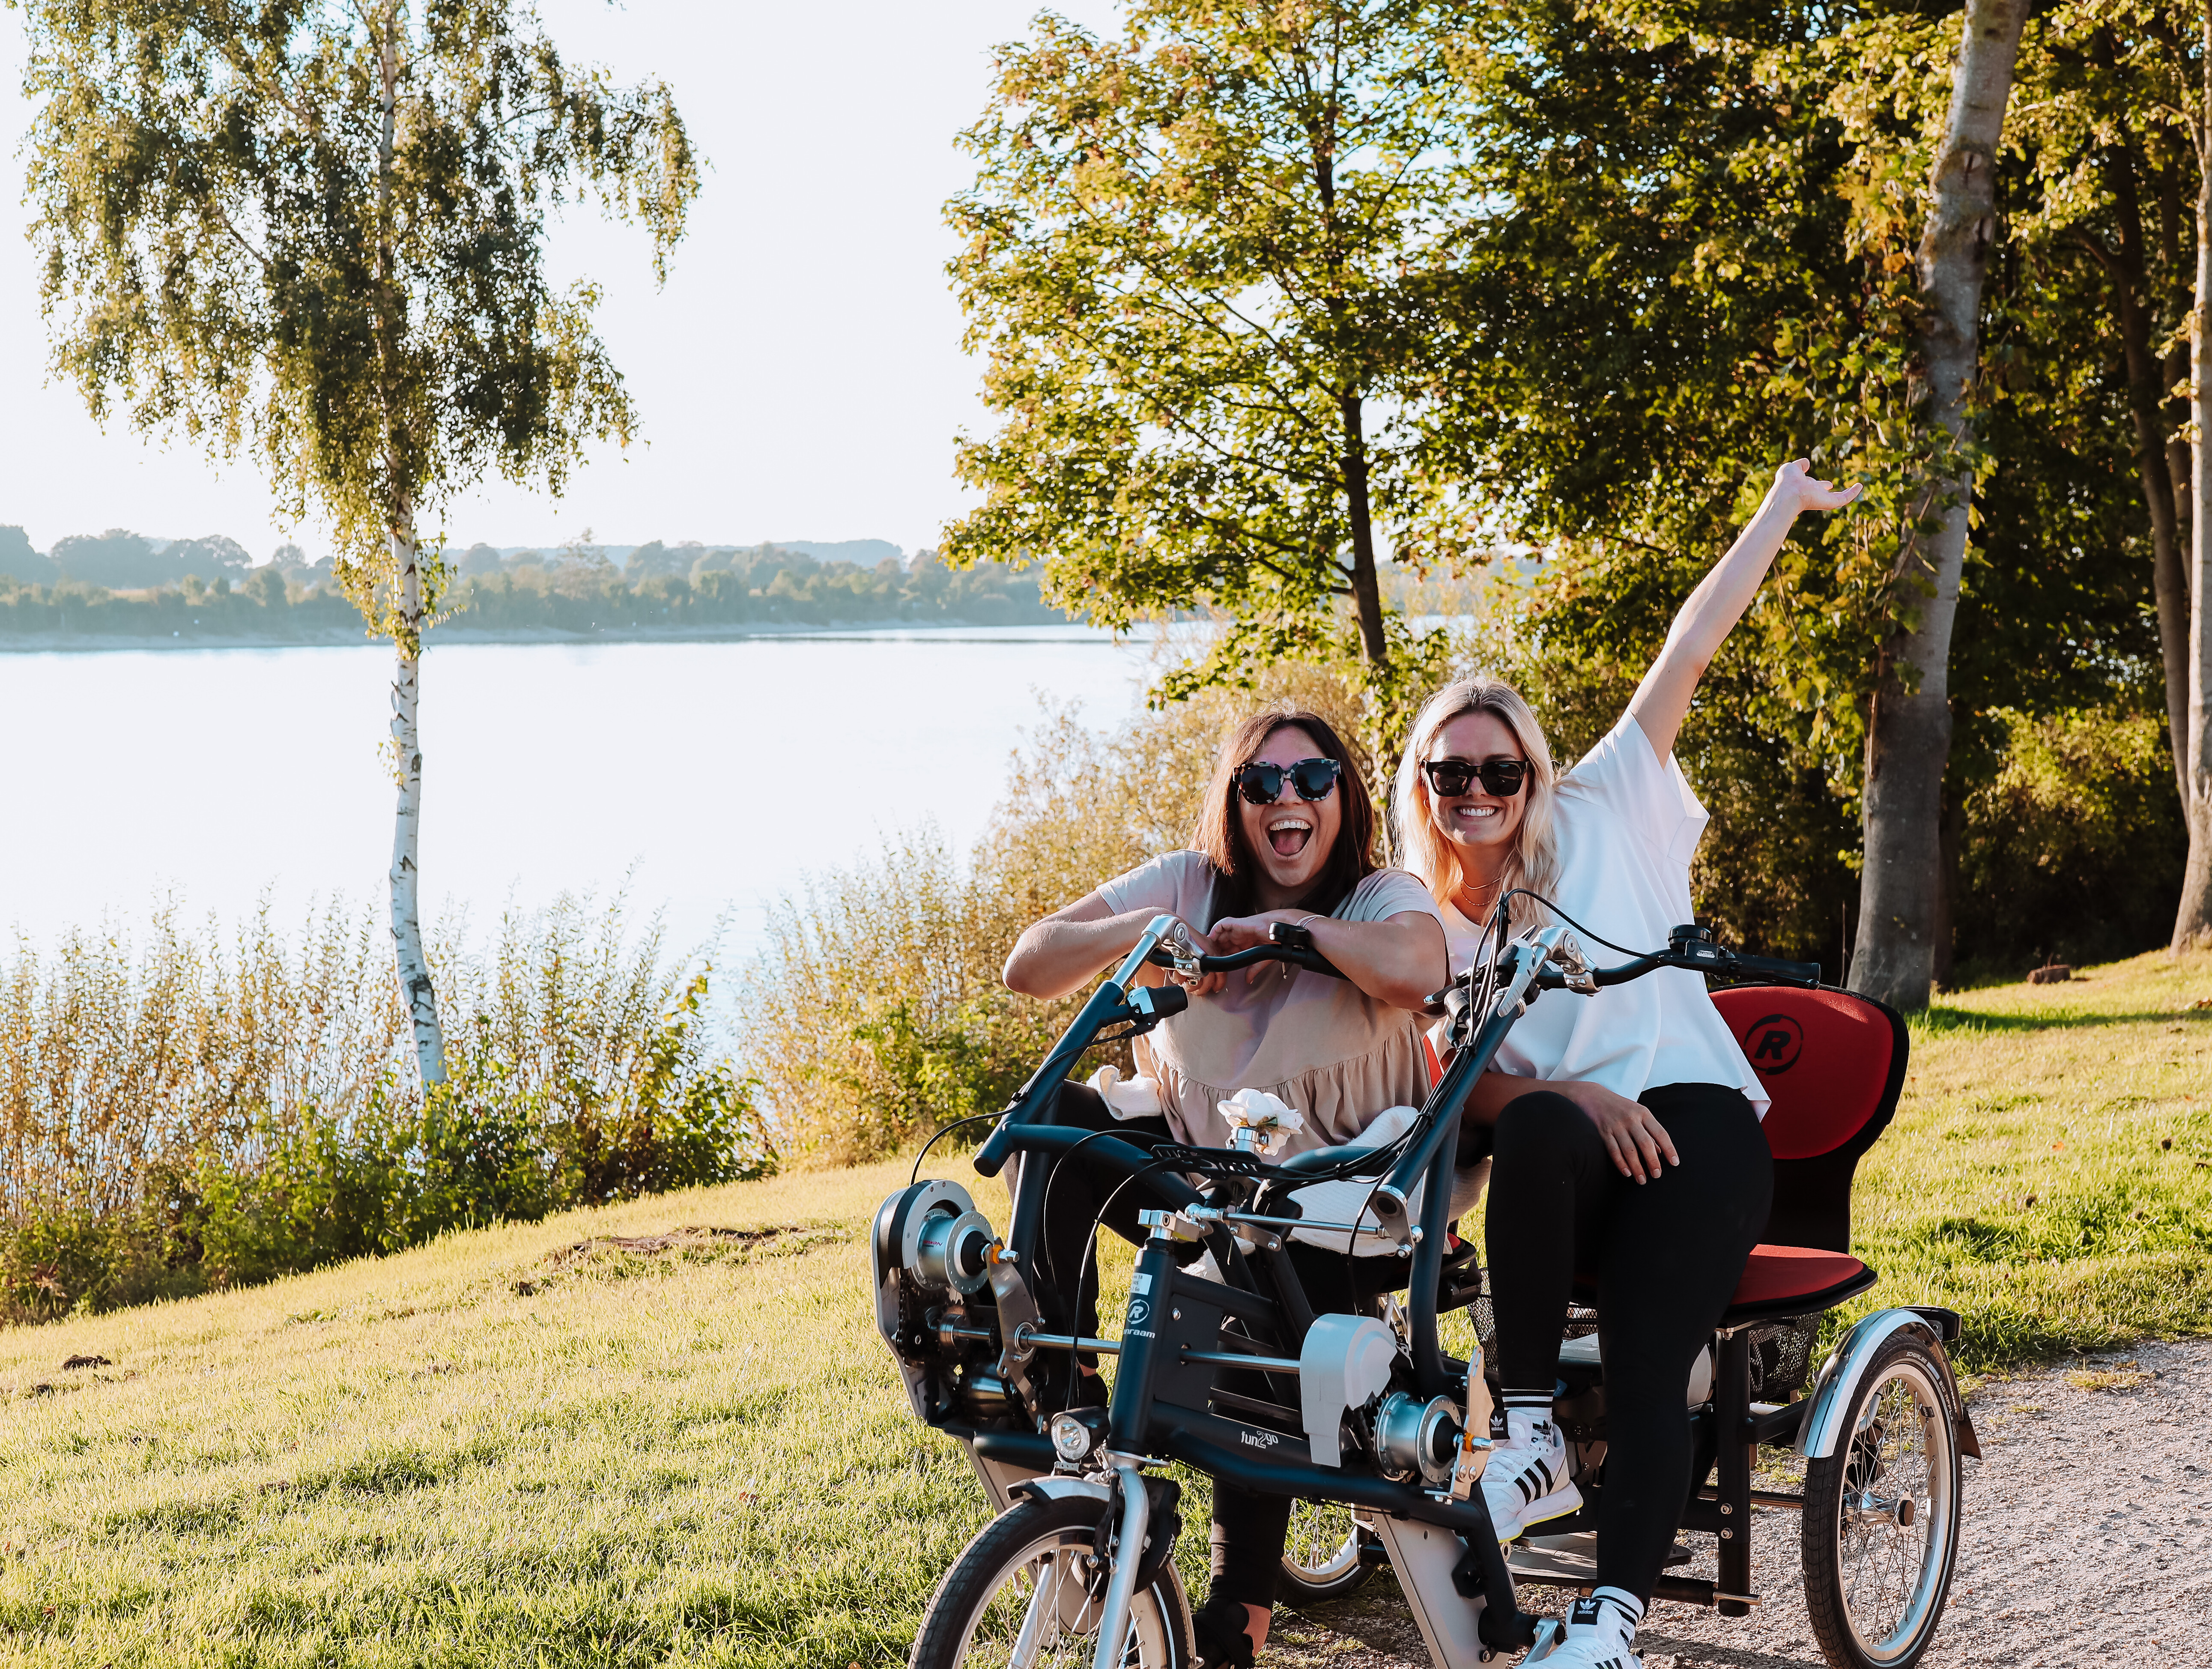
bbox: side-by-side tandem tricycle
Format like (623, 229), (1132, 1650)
(872, 913), (1974, 1669)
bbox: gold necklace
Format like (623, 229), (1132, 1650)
(1456, 874), (1505, 918)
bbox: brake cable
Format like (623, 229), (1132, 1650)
(909, 1111), (1010, 1188)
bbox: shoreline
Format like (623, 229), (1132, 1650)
(0, 617), (1125, 654)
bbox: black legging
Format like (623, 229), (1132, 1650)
(1034, 1081), (1409, 1610)
(1485, 1083), (1772, 1603)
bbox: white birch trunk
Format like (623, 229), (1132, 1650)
(1848, 0), (2026, 1007)
(2177, 28), (2212, 949)
(389, 527), (447, 1084)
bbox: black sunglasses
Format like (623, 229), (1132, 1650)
(1423, 756), (1530, 798)
(1234, 756), (1342, 806)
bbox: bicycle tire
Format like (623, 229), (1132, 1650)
(1800, 1332), (1963, 1669)
(1276, 1499), (1377, 1603)
(910, 1493), (1193, 1669)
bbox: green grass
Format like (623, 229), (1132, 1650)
(1847, 948), (2212, 1365)
(0, 952), (2203, 1665)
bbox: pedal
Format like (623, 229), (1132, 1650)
(1516, 1532), (1693, 1570)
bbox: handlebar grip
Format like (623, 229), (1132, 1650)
(1728, 952), (1823, 988)
(1269, 920), (1316, 951)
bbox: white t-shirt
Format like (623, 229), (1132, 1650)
(1443, 714), (1768, 1117)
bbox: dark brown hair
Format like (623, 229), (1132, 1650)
(1192, 709), (1377, 918)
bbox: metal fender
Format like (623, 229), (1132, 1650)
(1009, 1475), (1114, 1506)
(1797, 1308), (1974, 1460)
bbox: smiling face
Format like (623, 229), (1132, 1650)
(1424, 710), (1530, 896)
(1234, 724), (1343, 909)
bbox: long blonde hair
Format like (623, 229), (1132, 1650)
(1392, 675), (1561, 942)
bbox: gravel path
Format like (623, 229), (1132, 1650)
(1268, 1338), (2212, 1668)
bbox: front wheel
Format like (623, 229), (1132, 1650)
(1801, 1332), (1964, 1669)
(911, 1493), (1192, 1669)
(1277, 1499), (1377, 1603)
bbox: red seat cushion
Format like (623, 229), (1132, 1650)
(1727, 1243), (1872, 1313)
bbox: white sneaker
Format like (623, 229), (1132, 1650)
(1479, 1406), (1581, 1542)
(1525, 1592), (1642, 1668)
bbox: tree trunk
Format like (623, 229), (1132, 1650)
(2158, 153), (2195, 603)
(1931, 759), (1962, 990)
(2105, 141), (2193, 804)
(1850, 0), (2026, 1010)
(1338, 392), (1388, 670)
(369, 5), (444, 1077)
(2176, 30), (2212, 951)
(389, 526), (447, 1084)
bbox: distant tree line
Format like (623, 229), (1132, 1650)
(0, 530), (1071, 637)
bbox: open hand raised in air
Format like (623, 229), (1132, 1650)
(1767, 457), (1863, 519)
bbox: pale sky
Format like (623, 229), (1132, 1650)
(0, 0), (1119, 560)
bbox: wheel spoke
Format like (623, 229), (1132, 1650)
(1008, 1554), (1068, 1668)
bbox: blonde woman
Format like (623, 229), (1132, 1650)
(1394, 460), (1860, 1669)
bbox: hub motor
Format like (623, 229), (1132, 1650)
(912, 1205), (995, 1296)
(1368, 1391), (1463, 1489)
(870, 1181), (1006, 1423)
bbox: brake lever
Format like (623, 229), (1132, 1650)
(1146, 920), (1204, 979)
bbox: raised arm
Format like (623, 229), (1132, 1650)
(1627, 459), (1863, 759)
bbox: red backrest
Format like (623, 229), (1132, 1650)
(1709, 985), (1910, 1253)
(1710, 985), (1905, 1158)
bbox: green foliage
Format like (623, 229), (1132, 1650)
(1955, 707), (2187, 972)
(0, 900), (770, 1322)
(0, 550), (1069, 639)
(1445, 0), (2174, 966)
(945, 0), (1467, 712)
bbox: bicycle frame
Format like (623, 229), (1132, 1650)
(879, 913), (1825, 1667)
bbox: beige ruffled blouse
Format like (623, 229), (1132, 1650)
(1094, 851), (1445, 1154)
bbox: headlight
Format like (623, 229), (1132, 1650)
(1049, 1408), (1108, 1466)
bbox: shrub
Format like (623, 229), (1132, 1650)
(0, 897), (770, 1321)
(1954, 706), (2186, 973)
(742, 658), (1389, 1166)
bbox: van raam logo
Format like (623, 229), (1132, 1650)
(1740, 1012), (1805, 1074)
(1237, 1427), (1281, 1451)
(1126, 1299), (1152, 1328)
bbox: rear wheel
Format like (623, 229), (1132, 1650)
(1276, 1499), (1376, 1603)
(1801, 1333), (1963, 1669)
(911, 1493), (1192, 1669)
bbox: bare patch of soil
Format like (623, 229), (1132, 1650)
(510, 1223), (847, 1296)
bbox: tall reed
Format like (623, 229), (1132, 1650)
(0, 896), (768, 1320)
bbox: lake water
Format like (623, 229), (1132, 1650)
(2, 628), (1156, 967)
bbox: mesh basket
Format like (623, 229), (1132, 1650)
(1746, 1315), (1821, 1402)
(1469, 1285), (1818, 1404)
(1467, 1293), (1600, 1354)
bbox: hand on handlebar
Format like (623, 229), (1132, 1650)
(1162, 922), (1227, 997)
(1556, 1081), (1680, 1183)
(1207, 911), (1314, 986)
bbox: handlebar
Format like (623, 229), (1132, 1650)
(1537, 945), (1821, 990)
(1145, 918), (1346, 982)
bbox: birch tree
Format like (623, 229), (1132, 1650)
(2179, 2), (2212, 948)
(20, 0), (697, 1083)
(1847, 0), (2029, 1007)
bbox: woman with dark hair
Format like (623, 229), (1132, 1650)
(1003, 706), (1447, 1669)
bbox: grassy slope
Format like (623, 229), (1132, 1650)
(0, 953), (2204, 1667)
